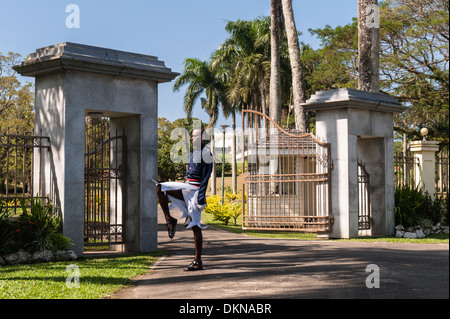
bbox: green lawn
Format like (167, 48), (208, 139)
(0, 252), (166, 299)
(201, 211), (449, 244)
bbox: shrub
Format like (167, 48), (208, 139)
(1, 196), (73, 256)
(48, 232), (73, 251)
(227, 201), (242, 226)
(439, 193), (449, 226)
(18, 196), (64, 253)
(0, 199), (20, 255)
(215, 162), (232, 177)
(395, 184), (447, 228)
(204, 190), (243, 225)
(204, 195), (231, 225)
(224, 191), (243, 225)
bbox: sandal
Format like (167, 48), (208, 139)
(184, 260), (203, 271)
(166, 217), (177, 239)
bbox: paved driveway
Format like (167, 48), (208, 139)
(114, 208), (449, 300)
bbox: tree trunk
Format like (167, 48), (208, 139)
(358, 0), (380, 92)
(231, 111), (237, 193)
(210, 132), (216, 195)
(260, 79), (268, 129)
(281, 0), (307, 132)
(269, 0), (282, 125)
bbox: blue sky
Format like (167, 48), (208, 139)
(0, 0), (357, 127)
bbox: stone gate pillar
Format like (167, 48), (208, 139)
(13, 42), (178, 255)
(410, 138), (440, 197)
(303, 89), (406, 238)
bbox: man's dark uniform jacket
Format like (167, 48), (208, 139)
(185, 147), (213, 206)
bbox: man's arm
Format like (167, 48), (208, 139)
(198, 159), (213, 206)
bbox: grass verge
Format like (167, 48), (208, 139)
(0, 251), (167, 299)
(202, 212), (449, 244)
(202, 212), (317, 240)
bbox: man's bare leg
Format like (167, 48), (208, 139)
(183, 225), (203, 271)
(156, 184), (204, 269)
(192, 225), (203, 263)
(156, 184), (183, 238)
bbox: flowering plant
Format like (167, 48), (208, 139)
(18, 196), (62, 252)
(204, 189), (244, 225)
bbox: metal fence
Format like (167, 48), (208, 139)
(358, 162), (371, 230)
(0, 129), (51, 215)
(394, 150), (419, 189)
(436, 151), (449, 198)
(395, 148), (449, 198)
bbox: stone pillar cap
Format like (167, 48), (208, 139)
(302, 88), (407, 113)
(410, 140), (440, 152)
(13, 42), (179, 83)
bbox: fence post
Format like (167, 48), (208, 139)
(410, 133), (440, 196)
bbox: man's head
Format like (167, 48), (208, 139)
(191, 128), (202, 146)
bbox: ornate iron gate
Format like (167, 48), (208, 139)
(241, 110), (332, 232)
(84, 118), (127, 246)
(358, 161), (371, 230)
(0, 129), (51, 214)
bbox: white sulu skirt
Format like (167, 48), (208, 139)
(159, 181), (208, 230)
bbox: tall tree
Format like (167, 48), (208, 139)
(380, 0), (449, 146)
(173, 58), (229, 195)
(157, 117), (187, 182)
(269, 0), (283, 125)
(0, 52), (34, 132)
(212, 18), (272, 192)
(0, 52), (34, 195)
(215, 18), (271, 115)
(173, 58), (228, 129)
(358, 0), (380, 92)
(281, 0), (307, 131)
(306, 23), (359, 95)
(307, 0), (449, 145)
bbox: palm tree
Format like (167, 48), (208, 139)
(215, 18), (271, 114)
(216, 18), (275, 134)
(173, 58), (229, 195)
(281, 0), (307, 131)
(212, 17), (295, 190)
(173, 58), (228, 129)
(212, 18), (272, 192)
(270, 0), (283, 125)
